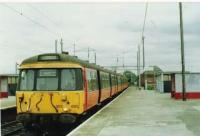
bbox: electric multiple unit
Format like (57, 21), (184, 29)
(16, 53), (128, 129)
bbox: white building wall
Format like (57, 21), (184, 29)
(156, 74), (164, 93)
(175, 73), (200, 92)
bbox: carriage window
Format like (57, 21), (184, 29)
(112, 75), (116, 86)
(100, 72), (110, 89)
(36, 69), (58, 90)
(20, 70), (34, 90)
(87, 69), (98, 91)
(61, 69), (83, 90)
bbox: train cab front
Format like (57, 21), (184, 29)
(16, 68), (85, 127)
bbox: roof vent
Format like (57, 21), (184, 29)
(61, 51), (69, 55)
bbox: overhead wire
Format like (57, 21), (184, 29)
(1, 3), (59, 38)
(26, 4), (59, 27)
(2, 3), (134, 71)
(0, 43), (48, 53)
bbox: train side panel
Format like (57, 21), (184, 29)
(84, 68), (99, 110)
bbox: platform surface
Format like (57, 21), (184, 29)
(0, 96), (16, 110)
(68, 87), (200, 136)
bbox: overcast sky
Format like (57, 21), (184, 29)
(0, 3), (200, 74)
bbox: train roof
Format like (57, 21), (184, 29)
(21, 53), (123, 76)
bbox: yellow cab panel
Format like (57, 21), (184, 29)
(17, 61), (85, 115)
(16, 91), (84, 114)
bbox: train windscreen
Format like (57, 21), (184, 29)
(19, 68), (83, 91)
(36, 69), (58, 90)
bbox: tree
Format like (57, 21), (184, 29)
(123, 71), (137, 85)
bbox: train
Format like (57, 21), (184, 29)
(16, 53), (128, 129)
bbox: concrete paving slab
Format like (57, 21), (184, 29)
(68, 87), (200, 136)
(0, 96), (16, 110)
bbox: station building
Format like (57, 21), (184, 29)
(140, 70), (156, 90)
(171, 72), (200, 99)
(156, 71), (173, 93)
(155, 71), (188, 94)
(140, 66), (200, 99)
(140, 66), (160, 90)
(0, 74), (18, 98)
(155, 69), (200, 99)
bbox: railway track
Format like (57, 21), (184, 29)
(1, 120), (24, 136)
(1, 107), (17, 123)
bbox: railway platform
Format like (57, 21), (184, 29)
(68, 86), (200, 136)
(1, 96), (16, 123)
(0, 96), (16, 110)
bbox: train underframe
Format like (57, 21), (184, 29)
(17, 113), (79, 132)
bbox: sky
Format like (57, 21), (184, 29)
(0, 2), (200, 74)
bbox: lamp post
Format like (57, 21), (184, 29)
(142, 36), (145, 69)
(15, 63), (19, 74)
(60, 38), (63, 53)
(138, 45), (141, 89)
(55, 40), (58, 53)
(73, 42), (76, 56)
(179, 2), (186, 101)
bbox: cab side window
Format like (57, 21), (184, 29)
(61, 69), (83, 90)
(20, 70), (34, 90)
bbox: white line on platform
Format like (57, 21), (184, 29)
(0, 105), (16, 110)
(67, 87), (129, 136)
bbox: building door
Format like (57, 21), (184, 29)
(8, 84), (17, 96)
(164, 81), (172, 93)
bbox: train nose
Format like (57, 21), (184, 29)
(60, 93), (70, 112)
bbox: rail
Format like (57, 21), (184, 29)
(1, 120), (24, 136)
